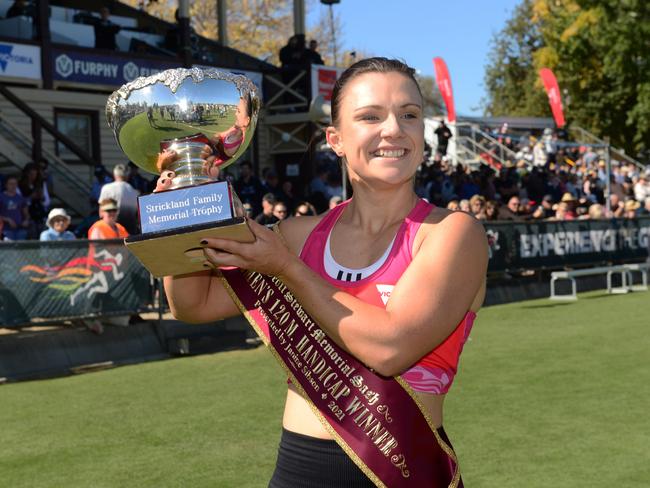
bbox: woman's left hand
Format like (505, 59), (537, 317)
(200, 219), (295, 276)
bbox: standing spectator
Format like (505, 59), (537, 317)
(94, 7), (121, 50)
(234, 161), (264, 215)
(18, 162), (49, 209)
(99, 164), (140, 234)
(434, 121), (452, 157)
(261, 169), (283, 201)
(255, 193), (278, 226)
(308, 40), (324, 65)
(0, 175), (30, 240)
(272, 201), (288, 221)
(88, 199), (129, 239)
(90, 165), (113, 210)
(26, 185), (48, 238)
(127, 161), (152, 195)
(5, 0), (34, 18)
(40, 208), (76, 241)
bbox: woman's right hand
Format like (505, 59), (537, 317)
(154, 170), (176, 192)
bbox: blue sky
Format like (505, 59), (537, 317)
(308, 0), (522, 116)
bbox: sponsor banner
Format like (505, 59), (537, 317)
(52, 48), (179, 86)
(0, 42), (41, 80)
(539, 68), (565, 128)
(0, 240), (153, 327)
(485, 217), (650, 272)
(311, 64), (345, 101)
(432, 57), (456, 123)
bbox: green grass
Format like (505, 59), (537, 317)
(1, 290), (649, 487)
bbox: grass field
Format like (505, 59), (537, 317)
(1, 290), (649, 487)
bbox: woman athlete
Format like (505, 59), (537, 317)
(161, 58), (487, 487)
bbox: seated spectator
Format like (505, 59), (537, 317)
(255, 193), (278, 226)
(497, 195), (524, 221)
(272, 201), (288, 221)
(485, 200), (499, 221)
(329, 195), (343, 209)
(0, 216), (10, 241)
(40, 208), (76, 241)
(559, 193), (577, 219)
(446, 200), (460, 211)
(234, 161), (264, 216)
(0, 175), (30, 240)
(623, 199), (640, 219)
(469, 195), (487, 219)
(294, 201), (317, 217)
(550, 202), (571, 220)
(633, 173), (650, 202)
(459, 199), (470, 213)
(587, 203), (605, 220)
(88, 199), (129, 239)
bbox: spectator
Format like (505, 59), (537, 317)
(127, 161), (152, 195)
(90, 165), (113, 209)
(532, 194), (555, 219)
(40, 208), (76, 241)
(434, 121), (452, 157)
(94, 7), (121, 50)
(261, 169), (283, 201)
(255, 193), (278, 226)
(551, 202), (570, 220)
(27, 185), (48, 238)
(643, 197), (650, 216)
(272, 201), (288, 221)
(308, 40), (324, 65)
(459, 199), (470, 213)
(234, 161), (264, 215)
(608, 194), (625, 218)
(5, 0), (34, 18)
(294, 201), (317, 217)
(98, 164), (140, 234)
(485, 200), (499, 221)
(88, 199), (129, 239)
(469, 195), (487, 219)
(0, 216), (9, 241)
(329, 195), (342, 209)
(623, 199), (640, 219)
(0, 175), (30, 240)
(633, 173), (650, 202)
(18, 162), (49, 208)
(559, 193), (577, 219)
(446, 200), (460, 211)
(497, 195), (524, 221)
(586, 203), (605, 220)
(242, 202), (254, 219)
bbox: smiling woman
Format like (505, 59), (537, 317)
(161, 58), (488, 488)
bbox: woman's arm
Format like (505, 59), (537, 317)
(201, 212), (488, 376)
(163, 270), (240, 323)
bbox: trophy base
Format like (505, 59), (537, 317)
(125, 218), (254, 278)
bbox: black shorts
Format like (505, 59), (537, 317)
(268, 427), (461, 487)
(268, 428), (374, 488)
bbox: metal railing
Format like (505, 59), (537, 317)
(569, 126), (645, 170)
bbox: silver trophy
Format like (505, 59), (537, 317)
(106, 67), (260, 277)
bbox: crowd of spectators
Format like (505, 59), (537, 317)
(2, 126), (649, 243)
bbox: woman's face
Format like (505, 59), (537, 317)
(326, 72), (424, 188)
(235, 97), (250, 129)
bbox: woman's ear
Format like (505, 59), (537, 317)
(326, 126), (343, 157)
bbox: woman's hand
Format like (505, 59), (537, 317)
(154, 170), (176, 192)
(200, 219), (295, 277)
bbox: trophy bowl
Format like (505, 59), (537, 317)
(106, 67), (261, 277)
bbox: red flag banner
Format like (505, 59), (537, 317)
(432, 58), (456, 123)
(539, 68), (565, 128)
(311, 65), (345, 102)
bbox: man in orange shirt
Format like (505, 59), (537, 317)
(88, 199), (129, 240)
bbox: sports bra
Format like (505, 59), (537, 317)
(299, 198), (476, 394)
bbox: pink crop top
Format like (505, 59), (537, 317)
(299, 199), (476, 394)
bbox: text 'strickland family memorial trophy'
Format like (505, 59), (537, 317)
(106, 67), (260, 277)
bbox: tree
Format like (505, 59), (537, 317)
(484, 0), (650, 157)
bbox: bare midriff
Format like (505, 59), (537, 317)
(282, 385), (445, 439)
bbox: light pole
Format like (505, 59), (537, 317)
(321, 0), (340, 66)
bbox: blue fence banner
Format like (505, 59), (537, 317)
(0, 41), (41, 80)
(484, 217), (650, 272)
(0, 240), (153, 327)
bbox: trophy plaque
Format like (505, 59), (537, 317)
(106, 67), (260, 277)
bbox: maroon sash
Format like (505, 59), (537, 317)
(220, 268), (461, 488)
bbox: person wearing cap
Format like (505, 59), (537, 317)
(88, 199), (129, 240)
(98, 164), (140, 234)
(40, 208), (76, 241)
